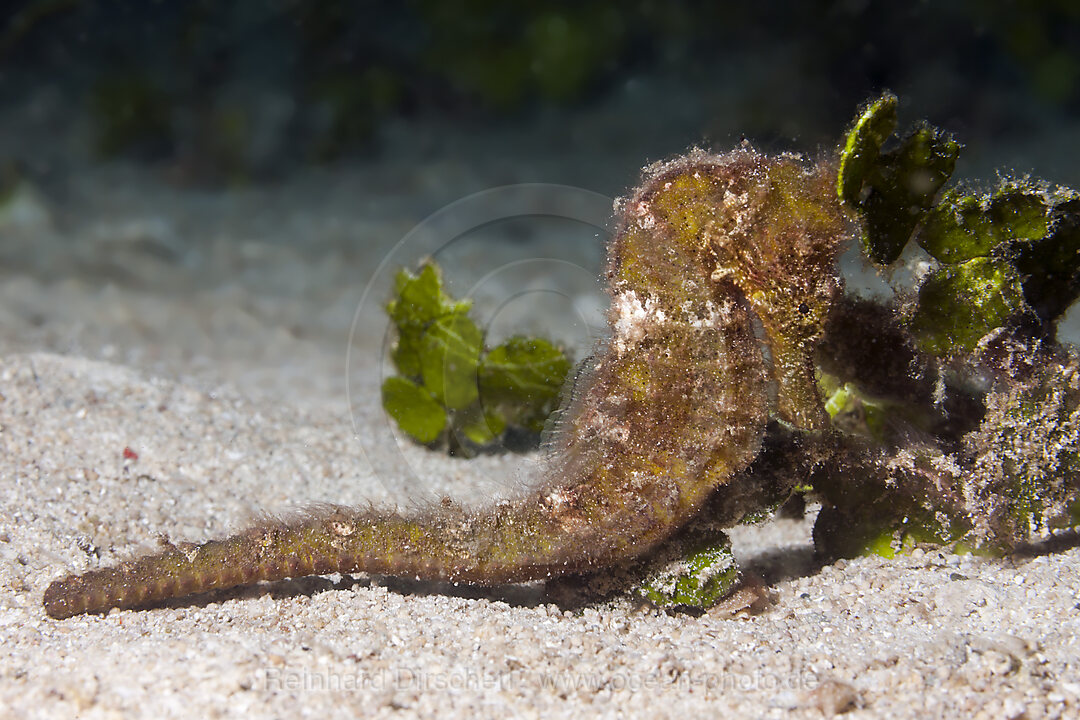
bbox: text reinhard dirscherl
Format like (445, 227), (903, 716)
(255, 665), (820, 694)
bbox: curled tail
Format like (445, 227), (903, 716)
(45, 147), (846, 619)
(43, 288), (767, 619)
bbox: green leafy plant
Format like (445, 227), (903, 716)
(838, 92), (960, 265)
(634, 531), (739, 609)
(815, 91), (1080, 560)
(381, 262), (572, 455)
(837, 92), (1080, 354)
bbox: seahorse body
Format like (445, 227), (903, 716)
(43, 148), (847, 619)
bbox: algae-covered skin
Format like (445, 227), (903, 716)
(622, 148), (847, 430)
(43, 147), (848, 619)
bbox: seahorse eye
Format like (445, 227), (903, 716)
(798, 302), (811, 315)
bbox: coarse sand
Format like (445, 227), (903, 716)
(1, 351), (1079, 719)
(3, 82), (1080, 717)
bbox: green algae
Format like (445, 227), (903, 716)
(910, 257), (1027, 355)
(383, 263), (572, 453)
(838, 93), (960, 265)
(380, 376), (447, 445)
(919, 186), (1051, 264)
(634, 533), (739, 609)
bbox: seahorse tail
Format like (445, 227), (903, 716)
(42, 530), (342, 619)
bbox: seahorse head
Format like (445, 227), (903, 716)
(609, 146), (849, 429)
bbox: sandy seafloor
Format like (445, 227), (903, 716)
(3, 79), (1080, 719)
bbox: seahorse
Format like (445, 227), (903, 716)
(43, 146), (848, 619)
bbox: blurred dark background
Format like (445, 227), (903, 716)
(1, 0), (1080, 413)
(1, 0), (1078, 189)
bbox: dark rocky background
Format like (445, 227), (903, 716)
(1, 1), (1078, 188)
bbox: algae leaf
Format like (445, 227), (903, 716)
(1009, 193), (1080, 324)
(381, 376), (447, 444)
(383, 261), (573, 454)
(838, 93), (959, 264)
(420, 313), (484, 411)
(456, 404), (507, 446)
(837, 92), (897, 207)
(387, 263), (472, 377)
(479, 337), (572, 433)
(635, 533), (739, 609)
(916, 181), (1080, 328)
(910, 257), (1026, 355)
(919, 185), (1050, 264)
